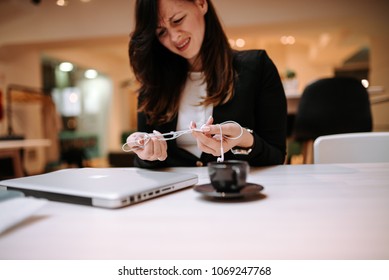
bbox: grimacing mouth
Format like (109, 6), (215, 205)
(176, 37), (190, 50)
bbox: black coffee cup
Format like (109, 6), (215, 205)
(207, 160), (249, 192)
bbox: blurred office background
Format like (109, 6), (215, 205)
(0, 0), (388, 173)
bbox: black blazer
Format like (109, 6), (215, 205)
(135, 50), (287, 168)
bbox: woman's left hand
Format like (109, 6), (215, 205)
(191, 117), (254, 157)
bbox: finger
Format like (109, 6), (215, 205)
(152, 130), (168, 160)
(197, 141), (219, 156)
(127, 132), (145, 147)
(191, 122), (211, 140)
(124, 133), (150, 153)
(190, 121), (197, 130)
(137, 140), (155, 160)
(190, 121), (208, 138)
(206, 122), (241, 139)
(205, 115), (214, 125)
(222, 121), (243, 139)
(196, 134), (222, 156)
(198, 116), (213, 135)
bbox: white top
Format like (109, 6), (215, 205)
(176, 72), (213, 157)
(1, 163), (388, 260)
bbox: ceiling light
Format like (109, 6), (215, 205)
(59, 62), (74, 72)
(84, 69), (98, 79)
(281, 36), (296, 45)
(361, 79), (369, 88)
(236, 38), (246, 48)
(57, 0), (69, 7)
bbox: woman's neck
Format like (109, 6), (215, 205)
(188, 56), (202, 72)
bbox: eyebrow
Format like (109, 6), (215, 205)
(157, 12), (180, 28)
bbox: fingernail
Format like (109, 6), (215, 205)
(201, 125), (211, 132)
(190, 121), (197, 129)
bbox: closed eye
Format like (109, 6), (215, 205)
(157, 28), (167, 38)
(156, 15), (185, 38)
(172, 16), (185, 25)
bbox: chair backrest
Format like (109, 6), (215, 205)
(293, 77), (372, 141)
(313, 132), (389, 164)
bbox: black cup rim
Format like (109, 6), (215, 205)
(207, 161), (249, 175)
(207, 160), (249, 167)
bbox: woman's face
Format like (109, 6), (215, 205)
(156, 0), (208, 70)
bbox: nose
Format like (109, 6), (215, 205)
(169, 28), (181, 43)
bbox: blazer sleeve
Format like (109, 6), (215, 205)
(133, 95), (166, 168)
(229, 50), (287, 166)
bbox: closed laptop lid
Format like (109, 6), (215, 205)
(0, 168), (198, 208)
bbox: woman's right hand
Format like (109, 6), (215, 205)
(126, 131), (167, 161)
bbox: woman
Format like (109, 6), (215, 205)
(127, 0), (287, 168)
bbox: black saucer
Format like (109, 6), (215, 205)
(193, 183), (264, 198)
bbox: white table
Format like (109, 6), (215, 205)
(0, 139), (51, 177)
(0, 139), (51, 150)
(285, 91), (302, 114)
(0, 163), (388, 260)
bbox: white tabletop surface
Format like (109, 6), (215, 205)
(0, 139), (51, 150)
(0, 163), (388, 260)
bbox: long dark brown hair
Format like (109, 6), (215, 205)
(129, 0), (234, 125)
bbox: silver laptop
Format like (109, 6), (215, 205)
(0, 168), (198, 209)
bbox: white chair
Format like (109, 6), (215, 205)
(313, 132), (389, 164)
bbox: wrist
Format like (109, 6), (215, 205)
(231, 128), (254, 155)
(240, 128), (254, 148)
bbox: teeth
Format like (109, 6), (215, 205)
(178, 38), (190, 49)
